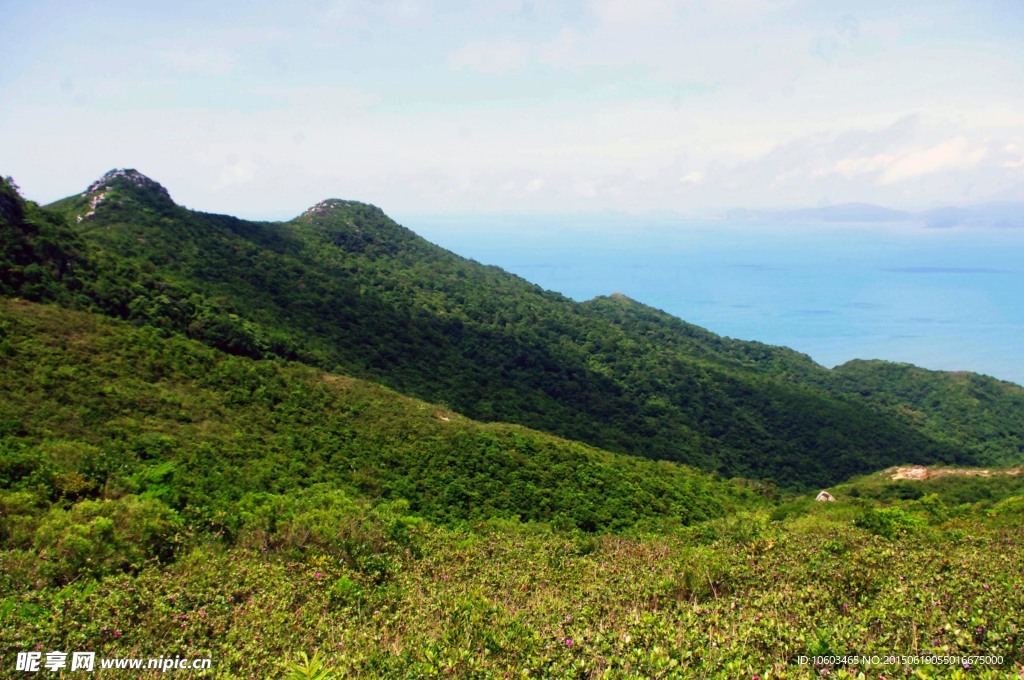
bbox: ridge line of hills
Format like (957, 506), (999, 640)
(3, 168), (1023, 494)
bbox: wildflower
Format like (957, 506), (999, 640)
(564, 638), (574, 647)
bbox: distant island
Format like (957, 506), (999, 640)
(725, 201), (1024, 228)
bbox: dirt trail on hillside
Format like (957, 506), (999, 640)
(889, 465), (1023, 481)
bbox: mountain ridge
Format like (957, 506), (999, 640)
(4, 170), (1021, 489)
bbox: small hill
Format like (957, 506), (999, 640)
(827, 360), (1024, 467)
(727, 203), (913, 223)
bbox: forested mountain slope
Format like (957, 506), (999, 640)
(827, 360), (1024, 466)
(3, 170), (1020, 488)
(0, 298), (757, 534)
(579, 294), (1024, 469)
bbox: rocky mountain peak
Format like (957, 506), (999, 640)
(301, 199), (348, 218)
(84, 169), (172, 200)
(74, 169), (175, 223)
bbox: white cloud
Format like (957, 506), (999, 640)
(213, 158), (258, 192)
(1000, 143), (1024, 169)
(248, 84), (381, 117)
(319, 0), (426, 25)
(158, 48), (237, 76)
(448, 38), (530, 74)
(5, 0), (1024, 214)
(536, 28), (580, 68)
(881, 137), (986, 184)
(826, 154), (895, 178)
(448, 26), (583, 74)
(590, 0), (675, 26)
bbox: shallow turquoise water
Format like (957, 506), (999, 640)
(400, 213), (1024, 386)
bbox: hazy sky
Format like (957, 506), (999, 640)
(2, 0), (1023, 218)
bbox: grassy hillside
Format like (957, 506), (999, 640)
(4, 466), (1022, 677)
(31, 171), (1019, 488)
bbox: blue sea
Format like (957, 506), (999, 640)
(398, 213), (1024, 386)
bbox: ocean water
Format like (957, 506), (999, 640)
(398, 213), (1024, 386)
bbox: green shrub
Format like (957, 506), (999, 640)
(854, 506), (927, 538)
(32, 495), (183, 582)
(0, 489), (42, 546)
(988, 495), (1024, 523)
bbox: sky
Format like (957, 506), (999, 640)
(2, 0), (1024, 218)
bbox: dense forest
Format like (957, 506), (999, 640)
(0, 298), (761, 538)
